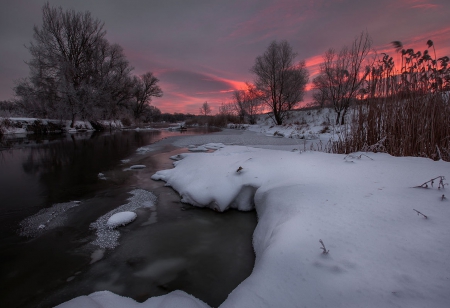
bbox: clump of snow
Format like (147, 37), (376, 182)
(123, 165), (146, 171)
(130, 165), (146, 169)
(90, 189), (156, 249)
(188, 145), (208, 152)
(90, 249), (105, 264)
(203, 143), (225, 150)
(106, 211), (137, 228)
(170, 153), (190, 161)
(136, 146), (155, 154)
(98, 173), (107, 180)
(20, 201), (81, 237)
(121, 159), (130, 164)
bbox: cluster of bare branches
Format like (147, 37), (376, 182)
(14, 3), (162, 126)
(313, 32), (373, 125)
(231, 84), (263, 124)
(414, 176), (448, 189)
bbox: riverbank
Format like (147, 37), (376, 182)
(58, 128), (450, 308)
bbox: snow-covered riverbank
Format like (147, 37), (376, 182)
(58, 127), (450, 308)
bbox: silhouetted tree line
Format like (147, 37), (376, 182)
(12, 3), (162, 127)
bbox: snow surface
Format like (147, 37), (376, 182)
(61, 141), (450, 308)
(106, 211), (137, 228)
(155, 146), (450, 308)
(55, 290), (209, 308)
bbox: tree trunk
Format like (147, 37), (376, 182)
(335, 111), (341, 125)
(70, 114), (76, 128)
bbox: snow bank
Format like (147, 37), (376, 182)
(152, 146), (450, 308)
(106, 211), (137, 228)
(0, 117), (94, 134)
(58, 145), (450, 308)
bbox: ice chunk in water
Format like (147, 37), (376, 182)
(106, 211), (137, 228)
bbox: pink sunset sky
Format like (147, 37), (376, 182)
(1, 0), (449, 114)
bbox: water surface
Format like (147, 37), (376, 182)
(0, 129), (256, 308)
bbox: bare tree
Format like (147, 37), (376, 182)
(251, 40), (309, 125)
(314, 32), (373, 125)
(218, 102), (235, 116)
(14, 3), (141, 126)
(199, 101), (212, 116)
(311, 74), (332, 108)
(232, 83), (262, 124)
(131, 72), (163, 122)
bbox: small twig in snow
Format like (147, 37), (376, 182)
(413, 209), (428, 219)
(236, 166), (243, 173)
(414, 176), (447, 189)
(319, 239), (329, 254)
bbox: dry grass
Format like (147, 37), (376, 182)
(326, 40), (450, 161)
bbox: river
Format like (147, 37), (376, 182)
(0, 128), (257, 308)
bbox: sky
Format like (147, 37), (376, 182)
(1, 0), (449, 114)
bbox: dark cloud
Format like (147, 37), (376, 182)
(1, 0), (449, 113)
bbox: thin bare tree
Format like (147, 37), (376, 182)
(199, 101), (212, 116)
(232, 83), (261, 124)
(314, 32), (373, 125)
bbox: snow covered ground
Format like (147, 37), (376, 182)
(247, 108), (337, 141)
(59, 131), (450, 308)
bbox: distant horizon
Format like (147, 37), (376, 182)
(1, 0), (449, 114)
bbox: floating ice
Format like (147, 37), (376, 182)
(106, 211), (137, 228)
(203, 143), (225, 150)
(90, 189), (156, 249)
(136, 146), (155, 154)
(188, 146), (208, 152)
(20, 201), (81, 237)
(90, 249), (105, 264)
(123, 165), (146, 171)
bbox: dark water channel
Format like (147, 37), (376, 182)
(0, 129), (257, 308)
